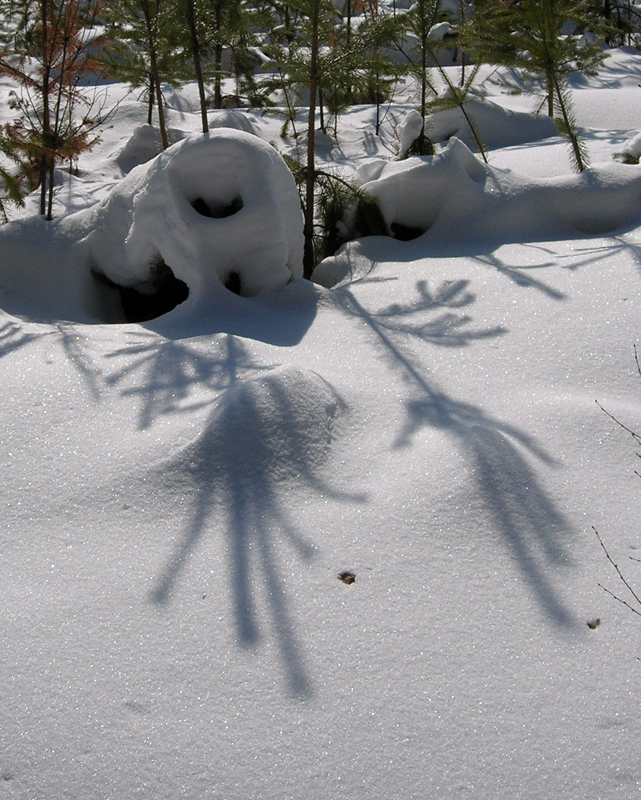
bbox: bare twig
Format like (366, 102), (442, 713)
(598, 583), (641, 618)
(595, 399), (641, 444)
(594, 526), (641, 614)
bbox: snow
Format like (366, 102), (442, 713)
(1, 47), (641, 800)
(84, 130), (304, 306)
(621, 130), (641, 161)
(349, 137), (641, 246)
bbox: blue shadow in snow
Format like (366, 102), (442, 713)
(332, 279), (573, 626)
(149, 359), (364, 697)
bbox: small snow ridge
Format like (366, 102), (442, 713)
(426, 99), (557, 151)
(170, 367), (344, 490)
(398, 100), (558, 159)
(207, 110), (258, 136)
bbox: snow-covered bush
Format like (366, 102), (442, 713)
(83, 130), (304, 316)
(355, 138), (641, 244)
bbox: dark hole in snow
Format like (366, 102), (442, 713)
(391, 221), (425, 241)
(92, 258), (189, 323)
(224, 271), (242, 295)
(191, 195), (243, 218)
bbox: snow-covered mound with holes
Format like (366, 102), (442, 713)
(362, 137), (641, 241)
(84, 130), (304, 301)
(313, 138), (641, 287)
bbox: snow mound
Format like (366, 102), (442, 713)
(356, 138), (641, 244)
(398, 109), (425, 158)
(208, 110), (258, 135)
(158, 367), (344, 493)
(427, 99), (558, 151)
(620, 130), (641, 161)
(83, 130), (304, 302)
(115, 124), (186, 173)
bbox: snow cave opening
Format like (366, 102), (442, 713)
(92, 256), (189, 323)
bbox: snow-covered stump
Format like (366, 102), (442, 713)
(83, 131), (304, 322)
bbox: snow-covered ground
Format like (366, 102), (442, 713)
(1, 47), (641, 799)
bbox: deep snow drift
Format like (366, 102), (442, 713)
(1, 49), (641, 800)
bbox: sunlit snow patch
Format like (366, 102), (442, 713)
(84, 130), (304, 320)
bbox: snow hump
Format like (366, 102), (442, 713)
(84, 131), (304, 304)
(398, 100), (558, 159)
(159, 367), (344, 493)
(358, 138), (641, 245)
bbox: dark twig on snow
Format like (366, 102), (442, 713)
(593, 526), (641, 618)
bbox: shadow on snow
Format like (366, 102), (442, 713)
(331, 272), (573, 626)
(139, 342), (363, 697)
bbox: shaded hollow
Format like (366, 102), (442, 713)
(390, 221), (425, 241)
(224, 271), (242, 295)
(191, 195), (244, 218)
(92, 258), (189, 323)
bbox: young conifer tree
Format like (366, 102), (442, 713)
(105, 0), (185, 150)
(472, 0), (607, 171)
(395, 0), (443, 155)
(268, 0), (331, 275)
(354, 9), (403, 135)
(0, 0), (107, 219)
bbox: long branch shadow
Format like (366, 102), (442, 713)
(0, 319), (48, 357)
(333, 280), (573, 625)
(55, 322), (103, 401)
(150, 364), (364, 696)
(106, 328), (365, 695)
(106, 332), (270, 430)
(397, 394), (570, 624)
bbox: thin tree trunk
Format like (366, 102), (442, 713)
(150, 46), (168, 147)
(40, 0), (50, 216)
(303, 0), (320, 279)
(551, 72), (586, 172)
(458, 0), (466, 86)
(214, 2), (223, 108)
(47, 158), (55, 220)
(345, 0), (351, 47)
(141, 0), (169, 148)
(185, 0), (208, 130)
(546, 69), (554, 116)
(147, 72), (154, 125)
